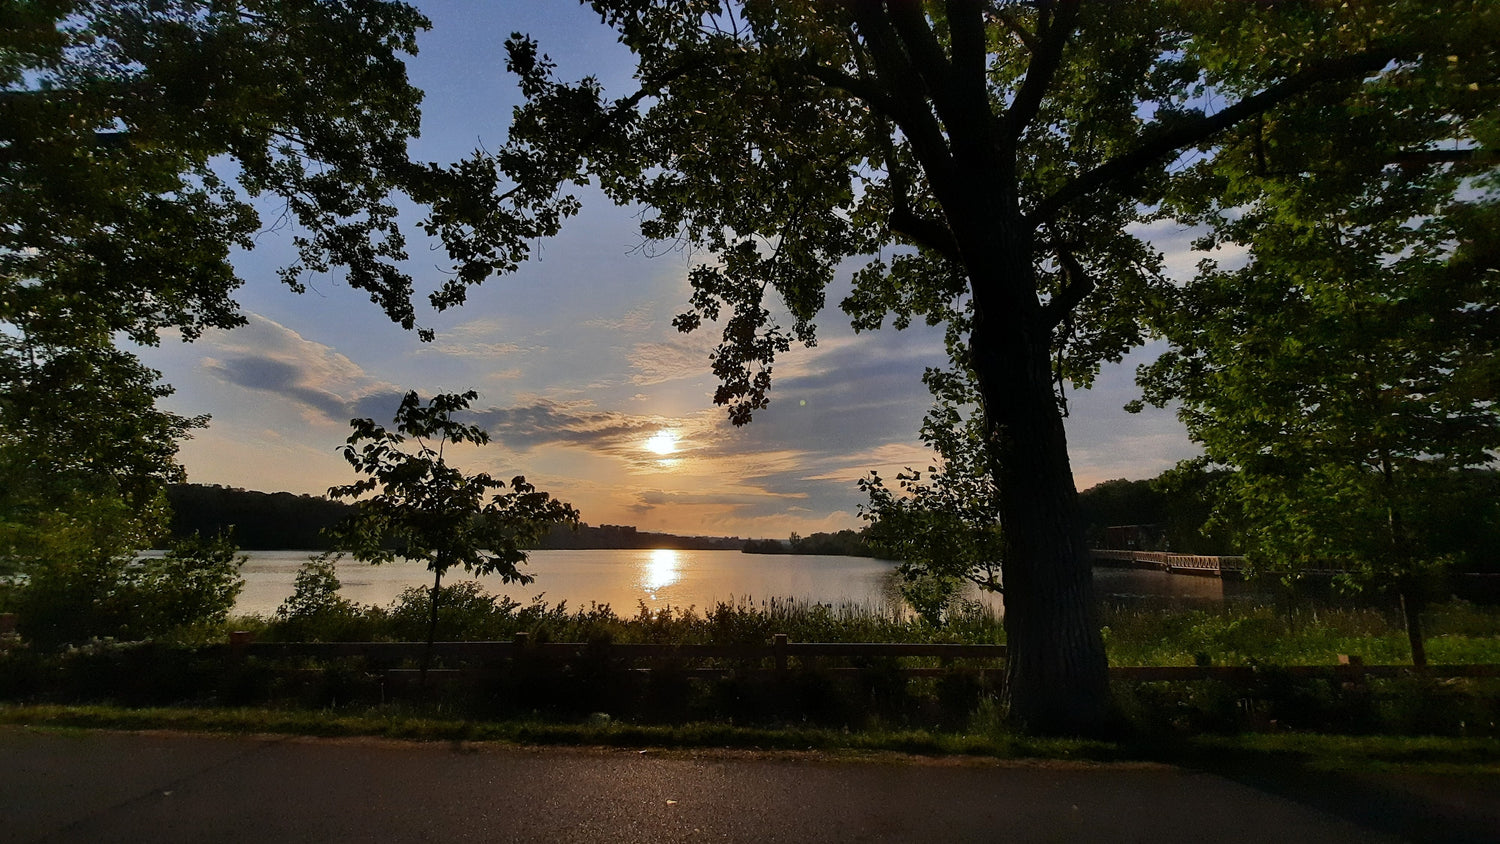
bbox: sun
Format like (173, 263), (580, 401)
(645, 430), (678, 456)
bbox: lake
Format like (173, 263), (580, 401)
(230, 548), (1257, 618)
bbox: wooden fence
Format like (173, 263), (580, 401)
(221, 634), (1500, 683)
(224, 634), (1009, 679)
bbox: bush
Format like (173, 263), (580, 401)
(12, 533), (243, 647)
(271, 555), (379, 642)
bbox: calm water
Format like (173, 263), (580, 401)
(230, 548), (1252, 618)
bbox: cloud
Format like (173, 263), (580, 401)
(627, 334), (716, 386)
(621, 484), (826, 525)
(197, 315), (399, 424)
(418, 317), (537, 359)
(1128, 217), (1250, 282)
(695, 330), (946, 466)
(1063, 342), (1200, 488)
(200, 356), (350, 422)
(468, 399), (666, 454)
(585, 305), (655, 335)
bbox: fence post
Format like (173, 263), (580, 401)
(1337, 654), (1366, 689)
(513, 631), (529, 657)
(774, 634), (788, 675)
(229, 630), (254, 661)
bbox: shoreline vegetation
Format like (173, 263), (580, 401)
(9, 477), (1493, 747)
(4, 586), (1499, 742)
(164, 476), (1500, 574)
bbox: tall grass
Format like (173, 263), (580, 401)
(1100, 599), (1500, 666)
(251, 580), (1006, 646)
(249, 576), (1500, 666)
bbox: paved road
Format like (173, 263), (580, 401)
(0, 727), (1492, 842)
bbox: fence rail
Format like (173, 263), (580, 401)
(224, 634), (1009, 674)
(219, 635), (1500, 683)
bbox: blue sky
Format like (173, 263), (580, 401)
(134, 1), (1202, 539)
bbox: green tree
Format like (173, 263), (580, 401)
(861, 361), (1003, 626)
(1148, 460), (1237, 557)
(328, 391), (576, 672)
(2, 1), (575, 639)
(0, 337), (210, 632)
(1075, 479), (1165, 548)
(0, 0), (515, 344)
(0, 0), (553, 575)
(272, 553), (369, 642)
(479, 1), (1493, 732)
(1137, 53), (1499, 664)
(7, 530), (243, 647)
(0, 338), (204, 551)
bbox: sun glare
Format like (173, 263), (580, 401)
(645, 430), (677, 456)
(643, 548), (681, 593)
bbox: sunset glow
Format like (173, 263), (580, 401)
(645, 430), (678, 456)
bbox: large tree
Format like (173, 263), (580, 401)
(467, 0), (1496, 732)
(1136, 66), (1500, 665)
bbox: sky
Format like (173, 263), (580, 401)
(133, 1), (1203, 540)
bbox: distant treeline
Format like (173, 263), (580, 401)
(528, 522), (745, 551)
(1076, 467), (1500, 573)
(742, 529), (875, 557)
(166, 484), (353, 550)
(166, 469), (1500, 569)
(164, 484), (748, 552)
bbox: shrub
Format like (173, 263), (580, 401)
(12, 533), (243, 647)
(271, 554), (377, 642)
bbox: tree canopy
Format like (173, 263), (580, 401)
(483, 0), (1497, 732)
(1135, 39), (1500, 663)
(0, 0), (519, 573)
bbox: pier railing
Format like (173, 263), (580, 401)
(1091, 549), (1248, 576)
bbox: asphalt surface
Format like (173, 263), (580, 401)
(1, 726), (1494, 843)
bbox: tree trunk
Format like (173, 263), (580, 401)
(966, 251), (1111, 736)
(1400, 590), (1427, 668)
(421, 568), (442, 683)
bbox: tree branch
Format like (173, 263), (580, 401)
(945, 0), (994, 157)
(493, 54), (708, 204)
(1003, 0), (1080, 137)
(890, 204), (963, 262)
(1034, 48), (1402, 222)
(1040, 242), (1093, 330)
(1393, 148), (1498, 168)
(802, 61), (903, 122)
(845, 1), (959, 195)
(989, 7), (1040, 54)
(886, 0), (957, 120)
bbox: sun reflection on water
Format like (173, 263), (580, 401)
(641, 548), (681, 595)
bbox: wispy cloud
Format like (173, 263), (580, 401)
(627, 333), (716, 386)
(419, 317), (539, 359)
(198, 315), (400, 424)
(585, 305), (655, 335)
(469, 399), (667, 454)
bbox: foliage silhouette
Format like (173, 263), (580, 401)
(327, 390), (576, 674)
